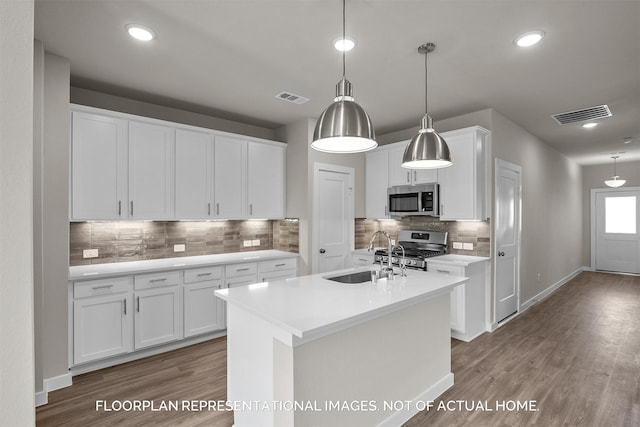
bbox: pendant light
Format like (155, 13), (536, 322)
(311, 0), (377, 153)
(402, 43), (452, 169)
(604, 155), (626, 188)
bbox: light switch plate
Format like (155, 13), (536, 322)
(452, 242), (463, 250)
(83, 249), (99, 259)
(173, 244), (186, 252)
(252, 239), (260, 246)
(463, 243), (474, 250)
(243, 240), (252, 247)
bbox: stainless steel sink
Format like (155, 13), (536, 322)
(325, 270), (395, 284)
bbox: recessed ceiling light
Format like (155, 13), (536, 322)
(582, 122), (598, 129)
(333, 37), (356, 51)
(125, 24), (156, 41)
(514, 30), (544, 47)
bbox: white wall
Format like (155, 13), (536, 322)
(0, 0), (36, 422)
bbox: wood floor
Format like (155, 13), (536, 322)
(37, 271), (640, 427)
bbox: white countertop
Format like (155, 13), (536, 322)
(69, 250), (298, 280)
(428, 254), (490, 266)
(215, 266), (466, 342)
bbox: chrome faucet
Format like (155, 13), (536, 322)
(393, 244), (407, 277)
(368, 230), (394, 278)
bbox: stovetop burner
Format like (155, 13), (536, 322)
(373, 230), (448, 270)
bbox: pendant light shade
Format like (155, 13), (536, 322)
(604, 155), (626, 188)
(312, 0), (377, 153)
(402, 43), (452, 169)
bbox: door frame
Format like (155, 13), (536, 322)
(312, 162), (355, 274)
(493, 158), (523, 328)
(590, 186), (640, 271)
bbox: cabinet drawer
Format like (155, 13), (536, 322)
(226, 276), (258, 288)
(225, 262), (257, 278)
(258, 258), (296, 273)
(427, 263), (465, 277)
(184, 266), (223, 283)
(74, 276), (131, 299)
(134, 270), (181, 290)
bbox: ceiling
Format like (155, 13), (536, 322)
(35, 0), (640, 165)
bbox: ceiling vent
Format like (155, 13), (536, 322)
(551, 104), (612, 125)
(275, 91), (309, 105)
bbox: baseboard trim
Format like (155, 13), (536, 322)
(491, 266), (587, 332)
(35, 371), (74, 408)
(376, 372), (454, 427)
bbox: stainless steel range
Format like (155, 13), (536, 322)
(374, 230), (448, 270)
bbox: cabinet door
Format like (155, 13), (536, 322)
(247, 142), (285, 219)
(134, 286), (181, 349)
(388, 145), (412, 186)
(412, 168), (439, 185)
(128, 121), (175, 219)
(365, 149), (389, 218)
(73, 293), (132, 364)
(175, 129), (214, 219)
(450, 284), (466, 333)
(439, 127), (489, 220)
(71, 112), (128, 220)
(214, 136), (246, 219)
(184, 281), (225, 337)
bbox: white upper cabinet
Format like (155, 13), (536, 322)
(128, 121), (175, 219)
(71, 112), (128, 220)
(247, 141), (285, 219)
(214, 136), (247, 219)
(365, 149), (389, 219)
(175, 129), (214, 219)
(388, 143), (438, 186)
(438, 126), (490, 221)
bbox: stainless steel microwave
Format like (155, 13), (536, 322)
(387, 183), (439, 217)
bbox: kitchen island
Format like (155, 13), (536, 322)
(215, 267), (467, 427)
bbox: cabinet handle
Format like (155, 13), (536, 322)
(197, 272), (212, 277)
(208, 203), (211, 216)
(92, 285), (113, 291)
(236, 268), (250, 272)
(407, 172), (410, 183)
(136, 296), (140, 312)
(123, 298), (127, 315)
(441, 204), (444, 216)
(250, 204), (253, 215)
(149, 278), (167, 283)
(216, 203), (220, 215)
(358, 258), (368, 262)
(130, 201), (134, 216)
(275, 263), (286, 267)
(118, 200), (122, 216)
(436, 269), (451, 274)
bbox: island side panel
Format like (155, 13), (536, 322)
(291, 293), (452, 427)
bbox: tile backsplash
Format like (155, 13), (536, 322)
(355, 217), (490, 257)
(70, 219), (300, 266)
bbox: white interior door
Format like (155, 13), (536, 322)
(313, 163), (354, 274)
(592, 188), (640, 274)
(494, 159), (522, 324)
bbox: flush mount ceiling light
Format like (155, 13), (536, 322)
(333, 36), (356, 51)
(514, 30), (544, 47)
(312, 0), (376, 153)
(402, 43), (452, 169)
(582, 122), (598, 129)
(125, 24), (156, 41)
(604, 155), (626, 188)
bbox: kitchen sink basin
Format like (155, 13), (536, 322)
(325, 270), (396, 284)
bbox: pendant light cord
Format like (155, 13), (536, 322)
(342, 0), (346, 79)
(424, 48), (428, 115)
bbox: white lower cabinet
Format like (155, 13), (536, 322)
(183, 266), (225, 337)
(352, 251), (375, 267)
(73, 277), (133, 365)
(427, 259), (488, 342)
(258, 258), (297, 282)
(225, 262), (258, 288)
(134, 285), (182, 350)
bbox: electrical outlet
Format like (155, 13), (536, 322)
(243, 240), (252, 247)
(83, 249), (99, 259)
(252, 239), (260, 246)
(453, 242), (463, 250)
(173, 244), (185, 252)
(463, 243), (474, 250)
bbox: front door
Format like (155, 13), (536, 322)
(313, 163), (354, 274)
(494, 159), (522, 323)
(592, 188), (640, 274)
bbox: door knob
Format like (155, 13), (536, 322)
(498, 251), (505, 256)
(319, 248), (326, 254)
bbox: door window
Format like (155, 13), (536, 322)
(605, 196), (636, 234)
